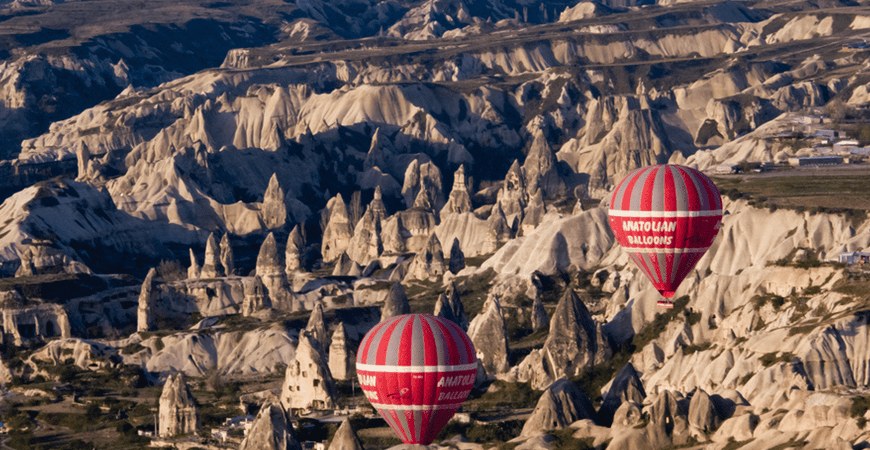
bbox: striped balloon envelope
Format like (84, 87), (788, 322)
(356, 314), (477, 445)
(608, 164), (723, 303)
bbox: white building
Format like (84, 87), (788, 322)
(839, 252), (870, 265)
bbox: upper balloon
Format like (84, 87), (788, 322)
(607, 164), (723, 299)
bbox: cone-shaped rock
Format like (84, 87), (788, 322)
(280, 330), (337, 411)
(520, 378), (595, 437)
(531, 294), (548, 331)
(239, 402), (301, 450)
(327, 418), (363, 450)
(158, 373), (199, 437)
(322, 194), (354, 263)
(256, 233), (283, 277)
(434, 293), (457, 324)
(137, 268), (157, 332)
(446, 282), (468, 330)
(646, 390), (690, 448)
(523, 187), (546, 229)
(220, 233), (234, 276)
(332, 252), (361, 277)
(285, 225), (305, 275)
(516, 289), (611, 390)
(262, 173), (288, 230)
(347, 206), (383, 265)
(242, 276), (271, 317)
(495, 160), (527, 218)
(369, 185), (387, 223)
(488, 203), (512, 246)
(201, 232), (222, 278)
(402, 160), (444, 210)
(688, 388), (722, 433)
(328, 323), (355, 381)
(523, 129), (566, 200)
(381, 283), (410, 321)
(404, 233), (446, 281)
(448, 238), (465, 274)
(599, 362), (646, 425)
(467, 295), (510, 375)
(307, 301), (328, 351)
(440, 164), (473, 220)
(187, 248), (200, 280)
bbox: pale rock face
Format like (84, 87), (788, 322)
(158, 373), (199, 437)
(405, 233), (446, 281)
(381, 283), (410, 321)
(28, 338), (119, 372)
(531, 294), (548, 331)
(488, 202), (513, 247)
(467, 295), (510, 375)
(262, 173), (288, 230)
(346, 206), (383, 265)
(327, 418), (363, 450)
(256, 232), (291, 308)
(328, 323), (355, 381)
(522, 188), (546, 231)
(201, 233), (223, 278)
(496, 160), (528, 219)
(688, 388), (722, 435)
(645, 390), (690, 448)
(515, 290), (611, 390)
(599, 362), (646, 425)
(280, 331), (337, 411)
(332, 252), (362, 277)
(219, 233), (235, 276)
(187, 248), (200, 280)
(448, 238), (465, 274)
(242, 276), (271, 317)
(402, 160), (444, 210)
(306, 301), (328, 351)
(239, 402), (301, 450)
(381, 215), (408, 254)
(0, 296), (71, 345)
(434, 284), (469, 330)
(520, 378), (595, 437)
(137, 268), (157, 332)
(440, 164), (473, 220)
(322, 194), (354, 263)
(285, 225), (305, 275)
(395, 208), (438, 253)
(523, 129), (566, 200)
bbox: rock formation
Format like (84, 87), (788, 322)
(523, 129), (566, 199)
(402, 160), (443, 210)
(332, 252), (361, 277)
(405, 233), (446, 281)
(239, 402), (301, 450)
(688, 388), (722, 434)
(137, 268), (157, 332)
(515, 289), (611, 390)
(346, 205), (383, 265)
(467, 295), (510, 375)
(219, 233), (234, 276)
(327, 418), (363, 450)
(256, 232), (289, 304)
(448, 238), (465, 274)
(285, 225), (305, 275)
(520, 378), (595, 437)
(496, 160), (527, 219)
(436, 282), (469, 330)
(531, 294), (548, 331)
(158, 373), (199, 437)
(599, 363), (646, 425)
(440, 164), (473, 220)
(328, 323), (355, 381)
(187, 248), (200, 280)
(645, 390), (690, 448)
(306, 301), (328, 351)
(322, 194), (354, 262)
(200, 232), (223, 278)
(488, 203), (513, 246)
(241, 276), (271, 317)
(381, 283), (410, 320)
(262, 173), (288, 230)
(280, 331), (337, 411)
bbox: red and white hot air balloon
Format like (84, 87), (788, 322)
(356, 313), (477, 445)
(608, 164), (723, 308)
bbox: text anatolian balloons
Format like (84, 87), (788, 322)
(356, 313), (478, 445)
(608, 164), (723, 304)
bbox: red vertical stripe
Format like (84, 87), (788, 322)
(619, 166), (649, 210)
(375, 318), (404, 365)
(639, 165), (660, 212)
(434, 318), (460, 365)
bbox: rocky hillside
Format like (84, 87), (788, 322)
(1, 0), (870, 449)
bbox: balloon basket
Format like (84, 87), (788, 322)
(656, 300), (675, 309)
